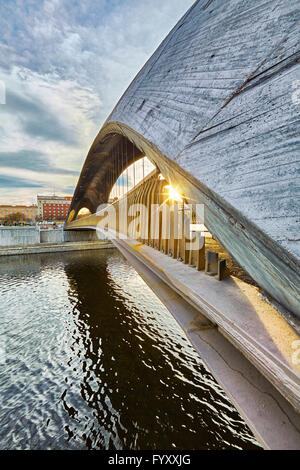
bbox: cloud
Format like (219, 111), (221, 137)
(0, 150), (79, 174)
(0, 175), (41, 188)
(0, 66), (101, 201)
(0, 166), (78, 191)
(0, 0), (195, 204)
(64, 187), (76, 195)
(3, 90), (77, 144)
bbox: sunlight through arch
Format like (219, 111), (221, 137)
(77, 207), (92, 219)
(109, 156), (155, 202)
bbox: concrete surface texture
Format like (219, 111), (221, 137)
(0, 228), (108, 247)
(40, 229), (63, 244)
(109, 0), (299, 260)
(0, 227), (40, 246)
(66, 0), (300, 318)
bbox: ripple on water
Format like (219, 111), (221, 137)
(0, 250), (261, 450)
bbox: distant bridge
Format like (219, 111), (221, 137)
(65, 0), (300, 449)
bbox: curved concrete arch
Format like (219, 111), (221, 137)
(67, 0), (300, 316)
(67, 121), (300, 317)
(70, 130), (145, 220)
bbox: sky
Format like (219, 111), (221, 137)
(0, 0), (195, 205)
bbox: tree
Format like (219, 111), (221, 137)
(6, 212), (24, 224)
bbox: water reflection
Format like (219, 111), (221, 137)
(0, 250), (260, 450)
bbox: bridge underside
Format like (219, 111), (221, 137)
(69, 131), (144, 216)
(66, 124), (300, 320)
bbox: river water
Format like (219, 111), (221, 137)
(0, 249), (260, 450)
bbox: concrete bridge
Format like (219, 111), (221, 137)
(65, 0), (300, 449)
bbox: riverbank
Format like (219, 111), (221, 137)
(0, 240), (114, 257)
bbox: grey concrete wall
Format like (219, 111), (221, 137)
(0, 227), (107, 246)
(63, 230), (103, 242)
(40, 229), (64, 244)
(0, 227), (40, 246)
(41, 229), (105, 243)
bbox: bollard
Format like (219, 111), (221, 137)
(205, 251), (218, 276)
(217, 259), (229, 281)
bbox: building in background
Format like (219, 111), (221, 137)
(37, 195), (72, 221)
(0, 205), (38, 221)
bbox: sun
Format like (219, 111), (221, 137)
(165, 185), (183, 202)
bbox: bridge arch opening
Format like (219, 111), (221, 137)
(67, 125), (260, 290)
(71, 133), (160, 220)
(108, 156), (155, 202)
(77, 207), (92, 219)
(66, 122), (300, 318)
